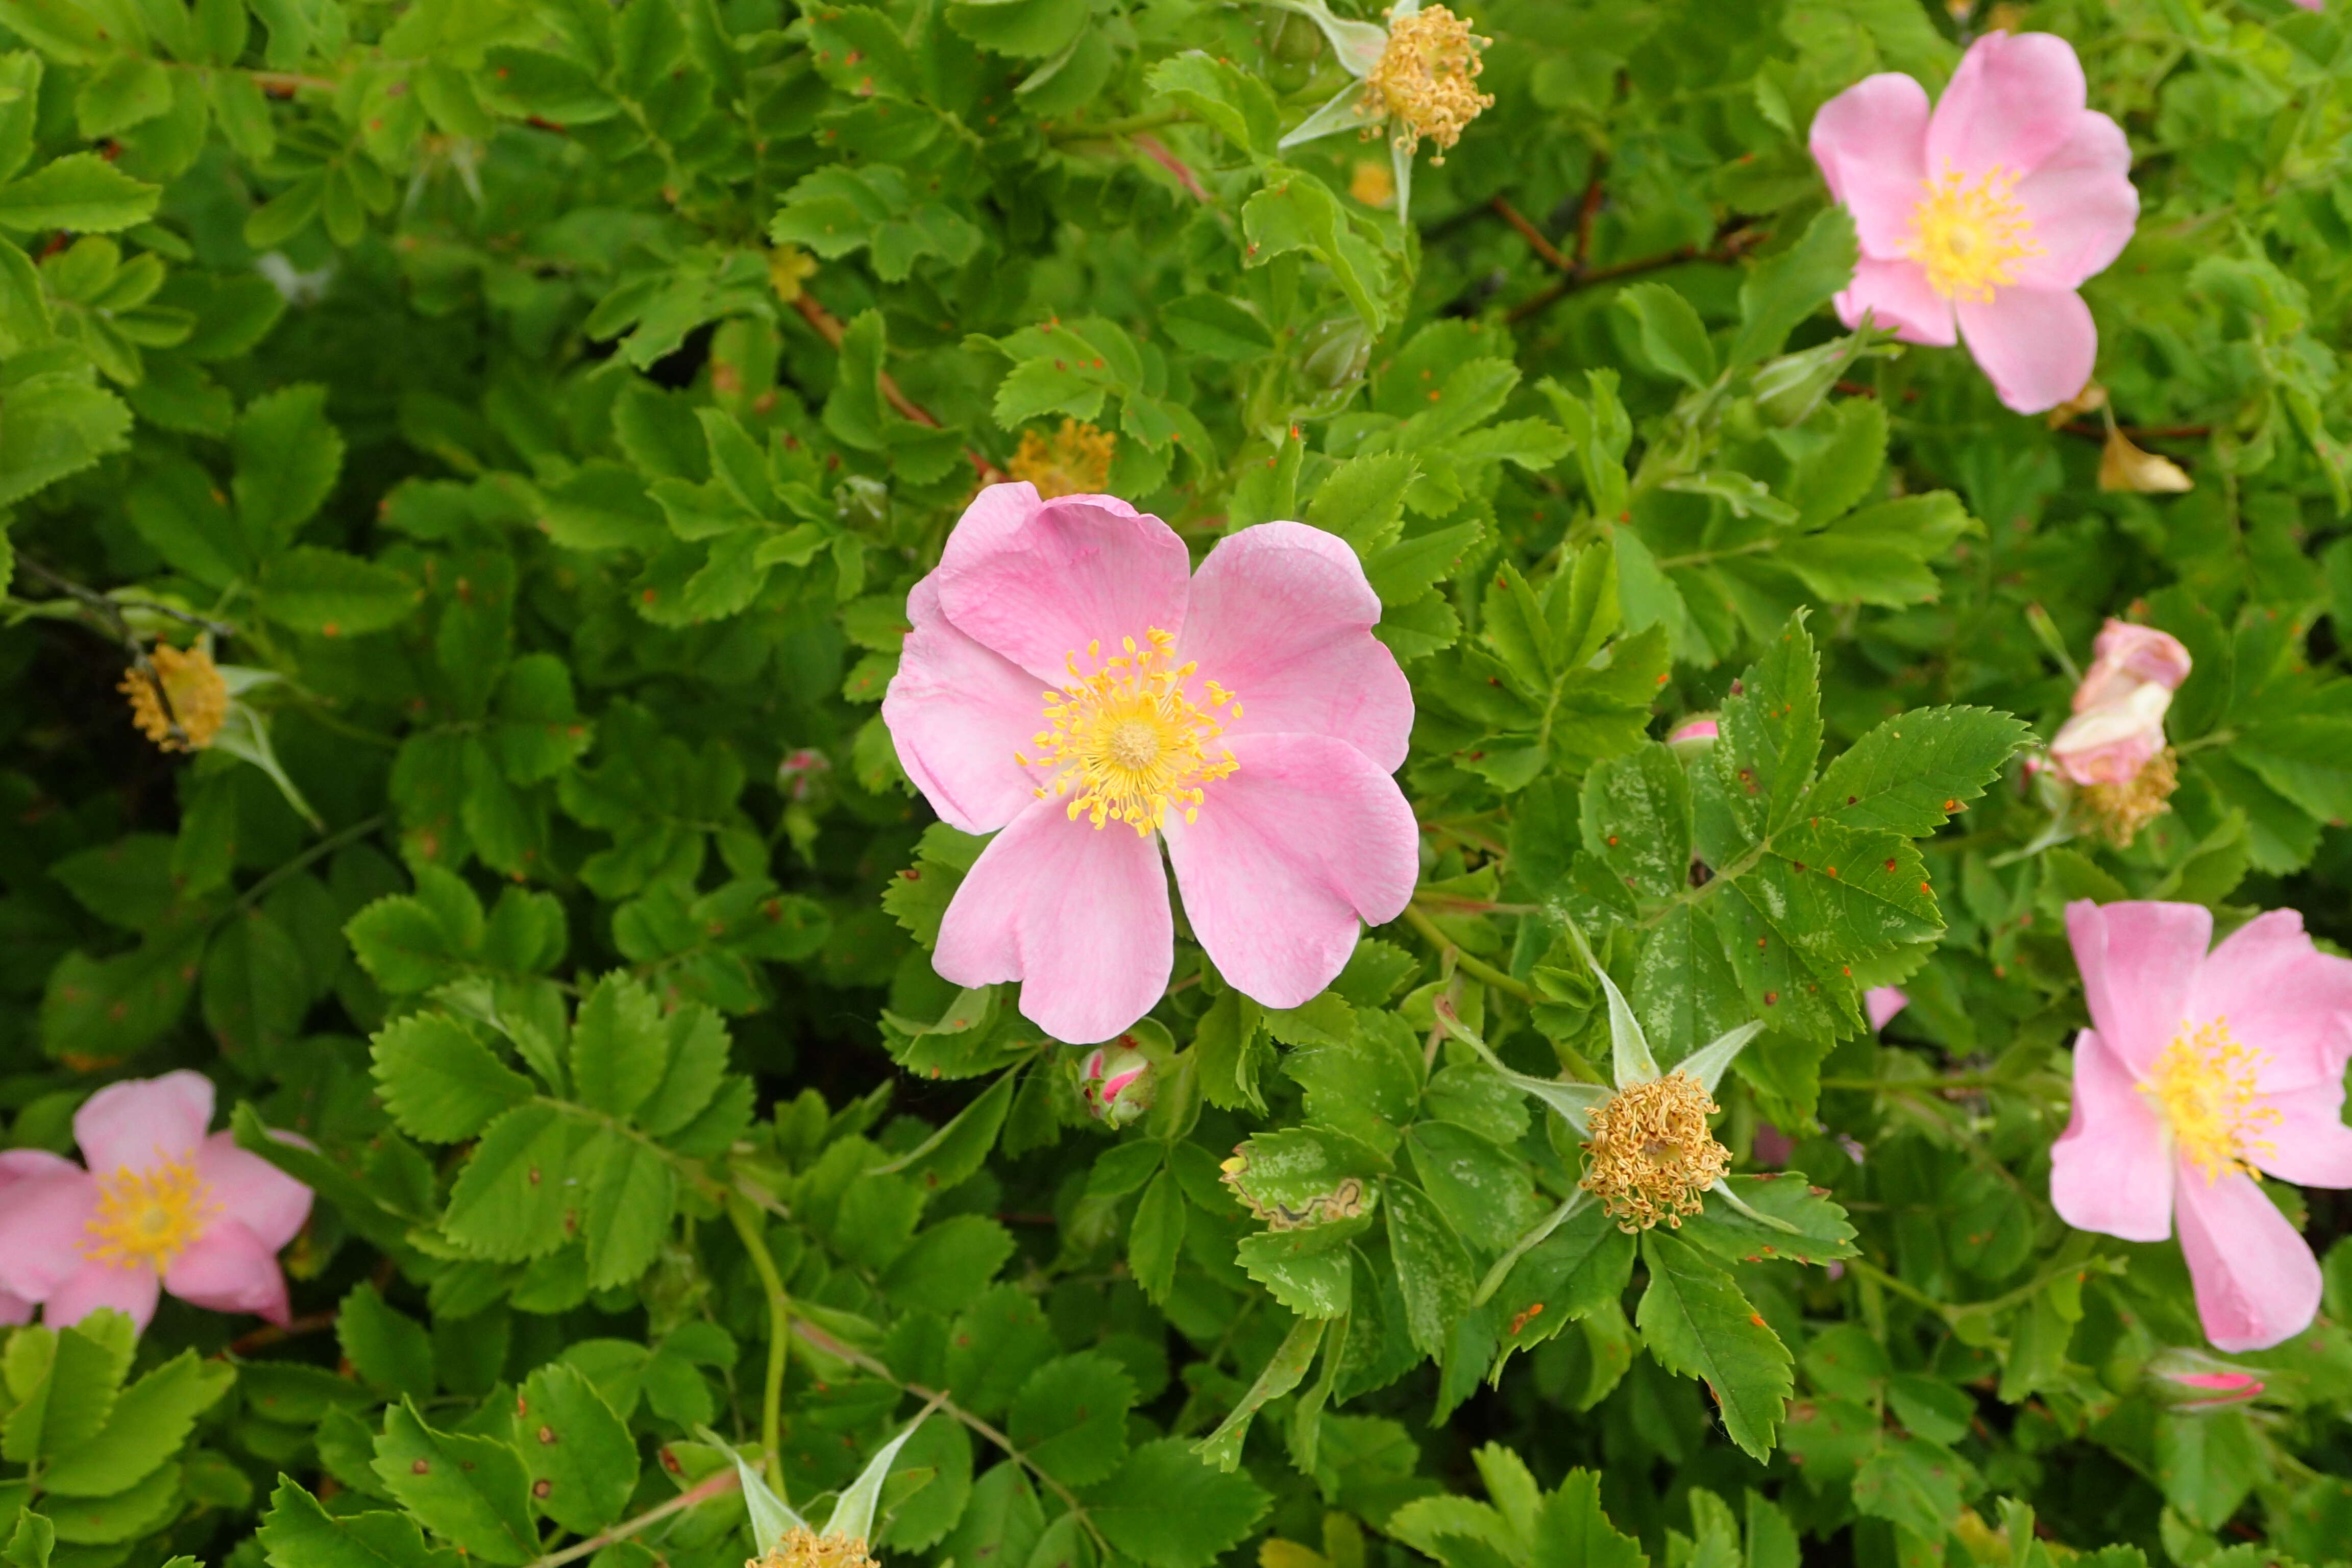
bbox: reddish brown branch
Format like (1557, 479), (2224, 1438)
(224, 1309), (338, 1357)
(1505, 223), (1767, 325)
(789, 289), (1008, 483)
(1490, 197), (1573, 273)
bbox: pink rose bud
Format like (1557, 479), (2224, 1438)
(1866, 987), (1909, 1032)
(1668, 717), (1719, 745)
(778, 748), (834, 803)
(2147, 1349), (2265, 1410)
(1079, 1041), (1155, 1127)
(1751, 1122), (1794, 1168)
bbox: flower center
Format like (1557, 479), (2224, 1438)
(754, 1528), (878, 1568)
(2079, 746), (2179, 848)
(1580, 1072), (1731, 1233)
(1901, 165), (2042, 303)
(1364, 5), (1494, 162)
(1019, 629), (1240, 835)
(83, 1155), (218, 1272)
(121, 644), (229, 753)
(2141, 1018), (2280, 1185)
(1008, 418), (1117, 500)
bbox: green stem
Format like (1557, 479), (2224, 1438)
(1048, 108), (1186, 142)
(525, 1466), (741, 1568)
(231, 813), (391, 917)
(1842, 1256), (1951, 1316)
(1402, 904), (1536, 1003)
(728, 1196), (792, 1489)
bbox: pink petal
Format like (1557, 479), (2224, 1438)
(2292, 0), (2321, 10)
(2173, 1165), (2321, 1353)
(1865, 987), (1909, 1032)
(2190, 909), (2352, 1093)
(1835, 258), (1956, 347)
(1163, 733), (1419, 1010)
(936, 495), (1191, 686)
(1808, 72), (1931, 260)
(934, 800), (1173, 1044)
(1668, 719), (1718, 743)
(1955, 285), (2096, 414)
(0, 1167), (99, 1302)
(1177, 522), (1412, 772)
(2049, 683), (2170, 785)
(165, 1218), (292, 1325)
(2080, 620), (2193, 703)
(0, 1291), (30, 1327)
(2011, 112), (2138, 291)
(885, 573), (1057, 834)
(1925, 31), (2090, 181)
(0, 1148), (80, 1183)
(2256, 1084), (2352, 1189)
(2066, 899), (2211, 1077)
(76, 1070), (215, 1175)
(42, 1260), (162, 1332)
(2049, 1027), (2173, 1242)
(198, 1131), (314, 1253)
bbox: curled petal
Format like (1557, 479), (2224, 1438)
(2173, 1166), (2322, 1353)
(165, 1218), (293, 1325)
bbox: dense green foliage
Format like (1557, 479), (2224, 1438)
(3, 3), (2351, 1568)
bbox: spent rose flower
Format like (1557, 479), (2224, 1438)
(2049, 618), (2191, 845)
(1808, 31), (2138, 413)
(883, 483), (1417, 1044)
(2050, 900), (2352, 1352)
(0, 1071), (314, 1331)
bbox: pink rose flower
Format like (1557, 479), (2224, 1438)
(884, 483), (1418, 1044)
(0, 1071), (314, 1331)
(2050, 901), (2352, 1352)
(0, 1150), (62, 1326)
(1866, 987), (1909, 1031)
(1808, 31), (2138, 413)
(2049, 619), (2191, 787)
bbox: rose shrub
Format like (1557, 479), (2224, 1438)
(2, 3), (2351, 1568)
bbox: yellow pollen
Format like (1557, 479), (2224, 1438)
(2143, 1019), (2280, 1186)
(750, 1530), (877, 1568)
(1901, 164), (2042, 303)
(1018, 628), (1238, 835)
(1008, 419), (1117, 500)
(2080, 747), (2178, 848)
(83, 1154), (218, 1272)
(1579, 1072), (1731, 1233)
(121, 644), (228, 752)
(1364, 5), (1494, 163)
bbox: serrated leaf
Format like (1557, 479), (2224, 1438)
(1193, 1316), (1321, 1472)
(1084, 1439), (1270, 1568)
(1635, 1231), (1792, 1459)
(41, 1350), (231, 1496)
(1810, 706), (2029, 836)
(517, 1364), (639, 1535)
(440, 1104), (582, 1262)
(1716, 610), (1821, 841)
(372, 1013), (534, 1143)
(372, 1403), (538, 1565)
(1009, 1351), (1137, 1487)
(337, 1284), (435, 1403)
(570, 973), (668, 1118)
(0, 152), (160, 233)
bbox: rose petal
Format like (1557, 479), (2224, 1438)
(198, 1131), (315, 1253)
(1808, 72), (1932, 260)
(0, 1166), (97, 1301)
(0, 1291), (30, 1328)
(2011, 111), (2138, 291)
(41, 1260), (163, 1333)
(2255, 1082), (2352, 1189)
(1866, 987), (1909, 1032)
(2049, 1028), (2173, 1243)
(1926, 31), (2090, 182)
(2049, 682), (2170, 786)
(165, 1218), (292, 1325)
(2066, 899), (2211, 1076)
(1955, 285), (2096, 414)
(935, 800), (1173, 1044)
(77, 1070), (215, 1175)
(2082, 620), (2194, 701)
(885, 573), (1058, 834)
(1835, 258), (1957, 347)
(937, 496), (1191, 685)
(1163, 732), (1419, 1010)
(2173, 1165), (2322, 1353)
(2190, 909), (2352, 1093)
(1178, 522), (1413, 771)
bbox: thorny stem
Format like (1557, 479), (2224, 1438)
(727, 1196), (793, 1489)
(525, 1467), (742, 1568)
(789, 1318), (1113, 1556)
(1504, 221), (1768, 326)
(1402, 903), (1536, 1003)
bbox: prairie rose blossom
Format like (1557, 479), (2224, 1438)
(0, 1071), (314, 1331)
(883, 483), (1417, 1044)
(1808, 31), (2138, 413)
(2050, 900), (2352, 1352)
(2050, 619), (2191, 786)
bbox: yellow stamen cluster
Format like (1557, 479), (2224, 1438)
(122, 644), (228, 752)
(1580, 1072), (1731, 1233)
(1902, 164), (2042, 303)
(1019, 628), (1239, 835)
(1364, 5), (1493, 162)
(750, 1531), (877, 1568)
(2142, 1018), (2280, 1185)
(2080, 746), (2177, 847)
(83, 1155), (218, 1272)
(1009, 419), (1117, 500)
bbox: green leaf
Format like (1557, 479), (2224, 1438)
(1145, 53), (1279, 159)
(1615, 284), (1718, 388)
(0, 153), (160, 233)
(1715, 610), (1822, 842)
(1128, 1168), (1186, 1304)
(1193, 1316), (1322, 1472)
(441, 1103), (583, 1262)
(0, 374), (133, 506)
(517, 1364), (639, 1535)
(1084, 1438), (1270, 1568)
(1530, 1470), (1648, 1568)
(337, 1284), (436, 1403)
(1242, 169), (1390, 333)
(580, 1131), (675, 1290)
(946, 0), (1089, 59)
(372, 1403), (538, 1565)
(76, 55), (173, 139)
(1307, 453), (1418, 556)
(3, 1311), (134, 1464)
(880, 1213), (1016, 1312)
(1809, 706), (2029, 836)
(1386, 1180), (1475, 1358)
(570, 973), (668, 1118)
(1728, 206), (1859, 367)
(805, 7), (918, 100)
(1009, 1351), (1137, 1487)
(1634, 1231), (1792, 1460)
(258, 547), (415, 635)
(40, 1349), (231, 1496)
(479, 47), (620, 124)
(233, 384), (345, 544)
(259, 1478), (461, 1568)
(1490, 1203), (1637, 1356)
(1852, 1436), (1967, 1540)
(1160, 293), (1276, 361)
(372, 1013), (535, 1142)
